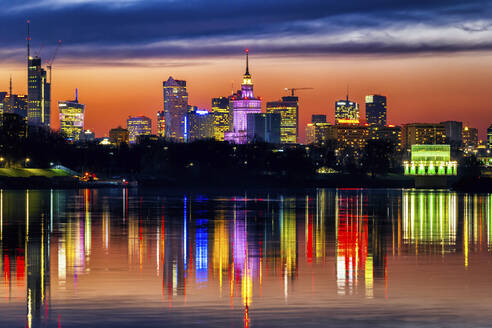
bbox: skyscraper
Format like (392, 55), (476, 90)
(462, 126), (478, 150)
(2, 77), (28, 117)
(187, 107), (214, 141)
(266, 96), (298, 144)
(401, 123), (447, 149)
(59, 90), (85, 141)
(163, 77), (188, 142)
(157, 111), (165, 137)
(365, 95), (387, 126)
(246, 113), (281, 143)
(488, 124), (492, 149)
(211, 97), (230, 141)
(127, 116), (152, 144)
(335, 97), (359, 125)
(224, 50), (262, 144)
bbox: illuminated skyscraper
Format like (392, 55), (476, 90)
(27, 57), (51, 128)
(211, 97), (230, 141)
(224, 50), (262, 144)
(402, 123), (447, 149)
(266, 96), (298, 144)
(365, 95), (387, 126)
(336, 124), (369, 153)
(246, 113), (281, 143)
(157, 110), (165, 137)
(305, 122), (334, 145)
(163, 77), (188, 142)
(335, 96), (359, 125)
(127, 116), (152, 144)
(462, 126), (478, 150)
(58, 90), (85, 141)
(187, 107), (214, 141)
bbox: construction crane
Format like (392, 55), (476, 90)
(284, 87), (313, 97)
(47, 40), (62, 84)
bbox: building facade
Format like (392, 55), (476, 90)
(305, 122), (334, 145)
(368, 125), (402, 150)
(211, 97), (230, 141)
(266, 96), (298, 144)
(27, 56), (50, 128)
(336, 125), (369, 153)
(462, 126), (478, 150)
(311, 114), (327, 124)
(488, 124), (492, 149)
(224, 50), (262, 144)
(163, 77), (188, 142)
(109, 126), (129, 145)
(59, 93), (85, 141)
(401, 123), (447, 149)
(365, 95), (387, 126)
(127, 116), (152, 144)
(187, 107), (214, 142)
(157, 111), (165, 138)
(0, 113), (28, 139)
(440, 121), (462, 145)
(246, 113), (281, 143)
(335, 97), (359, 125)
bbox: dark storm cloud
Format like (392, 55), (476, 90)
(1, 0), (491, 63)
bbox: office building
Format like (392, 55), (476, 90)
(369, 125), (402, 150)
(401, 123), (447, 149)
(246, 113), (281, 143)
(157, 111), (165, 137)
(311, 114), (327, 124)
(440, 121), (462, 145)
(266, 96), (298, 144)
(488, 124), (492, 149)
(109, 126), (129, 145)
(27, 56), (51, 128)
(224, 50), (262, 144)
(462, 126), (478, 150)
(211, 97), (231, 141)
(365, 95), (387, 126)
(305, 122), (335, 145)
(0, 113), (27, 139)
(58, 91), (85, 141)
(336, 125), (369, 153)
(127, 116), (152, 144)
(335, 97), (359, 124)
(187, 107), (214, 141)
(80, 129), (95, 142)
(163, 77), (188, 142)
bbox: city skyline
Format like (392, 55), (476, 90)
(0, 0), (491, 141)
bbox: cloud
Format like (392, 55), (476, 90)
(1, 0), (492, 64)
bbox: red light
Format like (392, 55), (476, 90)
(245, 48), (249, 53)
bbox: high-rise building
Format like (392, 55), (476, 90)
(311, 114), (327, 124)
(58, 90), (85, 141)
(335, 97), (359, 125)
(224, 50), (262, 144)
(487, 124), (492, 149)
(462, 126), (478, 150)
(246, 113), (281, 143)
(211, 97), (230, 141)
(0, 113), (27, 139)
(336, 125), (369, 153)
(440, 121), (462, 145)
(127, 116), (152, 144)
(365, 95), (387, 126)
(187, 107), (214, 142)
(401, 123), (447, 149)
(109, 126), (129, 145)
(305, 122), (335, 145)
(157, 111), (165, 137)
(163, 77), (188, 142)
(27, 56), (50, 128)
(368, 125), (402, 150)
(266, 96), (298, 144)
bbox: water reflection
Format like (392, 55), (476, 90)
(0, 189), (491, 327)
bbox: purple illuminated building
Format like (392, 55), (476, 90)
(224, 49), (262, 144)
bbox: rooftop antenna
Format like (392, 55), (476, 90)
(346, 84), (349, 101)
(75, 88), (78, 102)
(245, 48), (250, 75)
(26, 20), (31, 60)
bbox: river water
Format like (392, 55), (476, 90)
(0, 188), (491, 327)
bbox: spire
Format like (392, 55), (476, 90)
(9, 75), (12, 96)
(75, 88), (78, 102)
(245, 48), (250, 76)
(26, 20), (31, 60)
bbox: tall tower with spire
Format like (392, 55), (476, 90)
(224, 49), (262, 144)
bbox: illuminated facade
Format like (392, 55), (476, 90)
(365, 95), (387, 126)
(127, 116), (152, 144)
(109, 126), (129, 145)
(163, 77), (188, 142)
(0, 113), (28, 139)
(58, 93), (85, 141)
(157, 110), (165, 137)
(27, 57), (51, 128)
(403, 144), (457, 176)
(335, 97), (359, 125)
(462, 126), (478, 150)
(488, 124), (492, 149)
(266, 96), (298, 144)
(211, 97), (231, 141)
(336, 124), (369, 153)
(311, 114), (326, 123)
(305, 122), (335, 145)
(224, 50), (262, 144)
(368, 125), (402, 149)
(246, 113), (281, 143)
(401, 123), (447, 149)
(186, 107), (214, 141)
(1, 94), (28, 118)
